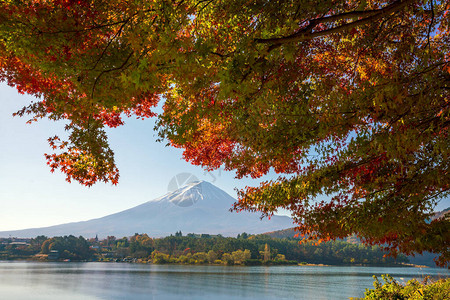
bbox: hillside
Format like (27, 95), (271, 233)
(0, 181), (293, 238)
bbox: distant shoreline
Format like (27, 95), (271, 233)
(0, 258), (431, 269)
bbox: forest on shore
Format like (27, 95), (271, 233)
(1, 232), (409, 266)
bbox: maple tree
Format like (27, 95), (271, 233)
(0, 0), (449, 266)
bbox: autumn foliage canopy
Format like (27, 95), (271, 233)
(0, 0), (449, 266)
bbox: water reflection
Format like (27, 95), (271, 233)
(0, 262), (448, 300)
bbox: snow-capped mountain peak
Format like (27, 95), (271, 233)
(0, 181), (293, 238)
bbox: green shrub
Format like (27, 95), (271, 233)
(353, 274), (450, 300)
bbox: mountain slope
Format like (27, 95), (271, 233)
(0, 181), (293, 238)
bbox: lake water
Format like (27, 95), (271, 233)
(0, 262), (448, 299)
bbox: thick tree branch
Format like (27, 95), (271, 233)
(255, 0), (415, 45)
(425, 0), (435, 49)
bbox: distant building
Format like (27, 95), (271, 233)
(9, 242), (28, 246)
(4, 238), (31, 245)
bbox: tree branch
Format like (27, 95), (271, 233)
(255, 0), (415, 45)
(90, 19), (130, 71)
(91, 51), (134, 98)
(425, 0), (435, 49)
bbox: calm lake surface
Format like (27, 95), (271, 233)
(0, 262), (448, 300)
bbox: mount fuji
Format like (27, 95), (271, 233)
(0, 181), (293, 238)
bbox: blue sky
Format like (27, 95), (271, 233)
(0, 83), (281, 231)
(0, 82), (448, 231)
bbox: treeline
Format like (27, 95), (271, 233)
(0, 236), (47, 260)
(41, 235), (92, 260)
(113, 233), (408, 265)
(0, 235), (92, 261)
(1, 232), (408, 265)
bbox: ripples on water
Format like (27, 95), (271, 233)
(0, 262), (448, 300)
